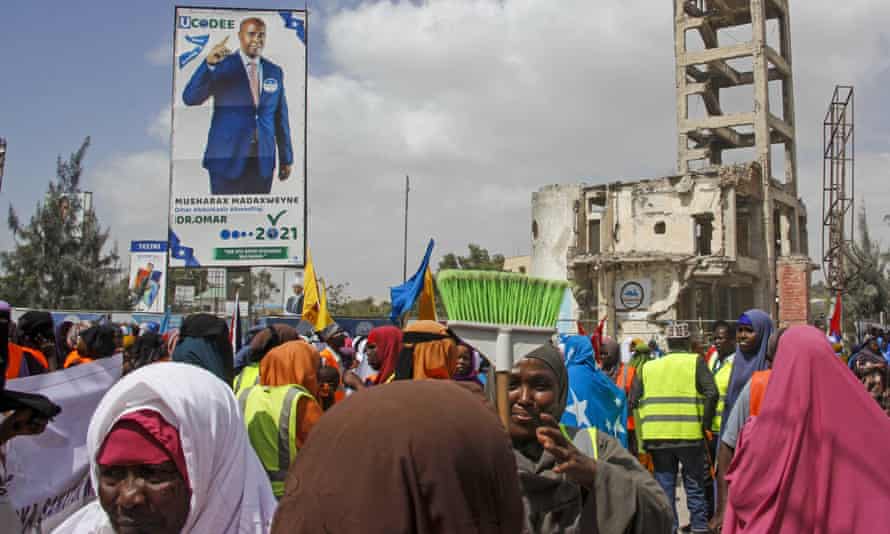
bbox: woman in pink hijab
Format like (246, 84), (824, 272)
(723, 325), (890, 534)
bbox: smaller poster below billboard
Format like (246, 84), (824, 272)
(129, 241), (168, 313)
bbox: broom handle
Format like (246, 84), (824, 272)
(496, 371), (510, 429)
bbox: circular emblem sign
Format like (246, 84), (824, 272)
(263, 78), (279, 93)
(619, 281), (645, 310)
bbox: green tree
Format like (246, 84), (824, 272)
(324, 281), (391, 317)
(0, 137), (128, 309)
(438, 244), (505, 271)
(843, 206), (890, 333)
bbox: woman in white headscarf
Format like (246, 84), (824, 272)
(53, 362), (277, 533)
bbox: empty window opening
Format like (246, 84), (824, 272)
(654, 221), (667, 235)
(695, 214), (714, 256)
(736, 206), (751, 257)
(588, 220), (601, 254)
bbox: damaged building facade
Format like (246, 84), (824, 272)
(531, 0), (811, 342)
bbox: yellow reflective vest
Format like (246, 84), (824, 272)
(238, 384), (314, 497)
(233, 363), (260, 397)
(638, 353), (704, 441)
(708, 354), (734, 432)
(559, 424), (599, 460)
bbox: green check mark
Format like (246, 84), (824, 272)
(266, 210), (287, 226)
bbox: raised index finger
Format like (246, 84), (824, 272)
(216, 35), (229, 47)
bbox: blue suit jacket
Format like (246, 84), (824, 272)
(183, 53), (294, 180)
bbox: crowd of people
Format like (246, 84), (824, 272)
(2, 300), (890, 533)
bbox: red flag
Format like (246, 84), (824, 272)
(590, 316), (607, 363)
(576, 321), (587, 336)
(230, 291), (242, 355)
(829, 291), (842, 337)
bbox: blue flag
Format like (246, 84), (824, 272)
(159, 306), (172, 335)
(279, 12), (306, 43)
(559, 335), (628, 447)
(390, 239), (435, 323)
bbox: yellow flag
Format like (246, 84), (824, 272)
(301, 247), (320, 326)
(315, 279), (335, 331)
(417, 266), (437, 321)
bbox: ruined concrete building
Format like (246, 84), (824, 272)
(531, 0), (811, 342)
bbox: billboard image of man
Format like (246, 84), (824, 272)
(182, 17), (293, 195)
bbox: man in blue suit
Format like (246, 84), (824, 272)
(183, 17), (294, 195)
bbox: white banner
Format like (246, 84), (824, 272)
(5, 357), (121, 531)
(169, 8), (308, 268)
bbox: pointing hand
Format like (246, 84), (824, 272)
(206, 36), (231, 66)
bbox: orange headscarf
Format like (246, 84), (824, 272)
(259, 340), (321, 395)
(403, 320), (458, 380)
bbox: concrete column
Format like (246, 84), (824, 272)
(780, 210), (792, 256)
(751, 0), (777, 318)
(674, 0), (690, 174)
(779, 10), (799, 196)
(726, 186), (737, 259)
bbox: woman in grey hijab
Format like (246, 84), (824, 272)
(510, 344), (672, 534)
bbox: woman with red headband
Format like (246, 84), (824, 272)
(54, 362), (276, 533)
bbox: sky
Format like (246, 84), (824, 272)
(2, 0), (890, 299)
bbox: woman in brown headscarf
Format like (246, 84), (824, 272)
(271, 380), (523, 534)
(394, 320), (459, 380)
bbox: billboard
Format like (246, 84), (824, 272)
(169, 7), (307, 267)
(129, 241), (168, 313)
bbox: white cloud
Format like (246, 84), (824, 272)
(87, 150), (170, 252)
(94, 1), (890, 298)
(146, 41), (172, 66)
(147, 106), (172, 145)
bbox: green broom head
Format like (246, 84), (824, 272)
(437, 270), (568, 328)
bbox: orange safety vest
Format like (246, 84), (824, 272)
(615, 364), (637, 430)
(64, 350), (95, 369)
(749, 370), (772, 417)
(6, 343), (50, 379)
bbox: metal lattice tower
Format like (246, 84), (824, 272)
(821, 86), (855, 292)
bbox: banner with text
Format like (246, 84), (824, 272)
(169, 7), (307, 267)
(5, 357), (121, 531)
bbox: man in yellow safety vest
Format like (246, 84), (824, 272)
(237, 384), (316, 497)
(630, 335), (718, 534)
